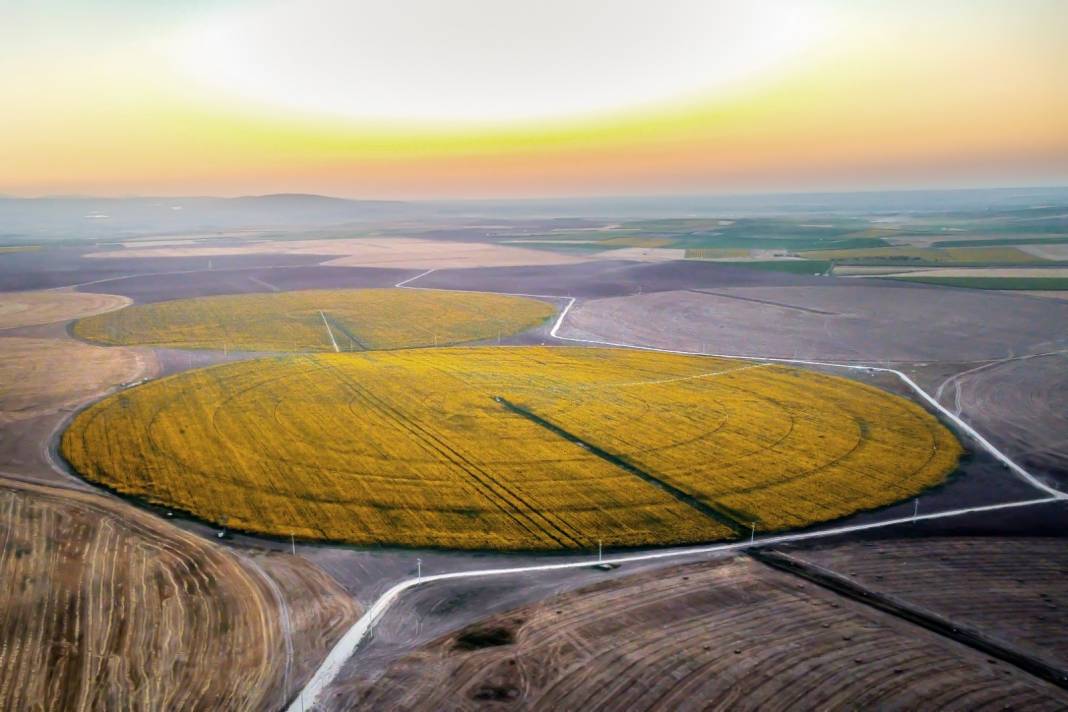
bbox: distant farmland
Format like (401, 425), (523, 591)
(72, 288), (555, 352)
(61, 347), (961, 550)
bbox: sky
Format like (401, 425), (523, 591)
(1, 0), (1065, 199)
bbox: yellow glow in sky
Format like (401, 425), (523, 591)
(1, 1), (1065, 198)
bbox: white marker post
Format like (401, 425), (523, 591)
(598, 539), (603, 563)
(913, 499), (919, 523)
(750, 522), (756, 544)
(291, 533), (296, 556)
(417, 558), (422, 581)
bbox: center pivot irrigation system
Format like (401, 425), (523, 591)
(279, 269), (1066, 711)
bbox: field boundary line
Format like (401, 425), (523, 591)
(394, 268), (436, 288)
(247, 275), (280, 292)
(318, 310), (340, 353)
(287, 495), (1061, 711)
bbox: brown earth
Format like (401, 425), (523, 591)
(784, 536), (1068, 672)
(328, 556), (1068, 711)
(85, 237), (588, 269)
(561, 286), (1068, 362)
(0, 290), (130, 330)
(932, 352), (1068, 479)
(0, 476), (359, 711)
(0, 337), (154, 424)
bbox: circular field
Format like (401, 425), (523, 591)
(71, 288), (555, 352)
(61, 347), (962, 550)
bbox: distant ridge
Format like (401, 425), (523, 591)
(0, 194), (416, 238)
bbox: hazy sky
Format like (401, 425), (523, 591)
(1, 0), (1065, 198)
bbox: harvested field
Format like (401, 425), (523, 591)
(0, 290), (129, 329)
(61, 347), (960, 549)
(73, 289), (555, 352)
(77, 265), (412, 303)
(329, 556), (1068, 710)
(86, 237), (587, 269)
(0, 247), (327, 292)
(596, 247), (686, 262)
(562, 286), (1068, 361)
(0, 477), (359, 711)
(785, 537), (1068, 673)
(1022, 245), (1068, 260)
(414, 260), (825, 299)
(0, 337), (151, 423)
(832, 265), (934, 275)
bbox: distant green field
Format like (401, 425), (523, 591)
(687, 259), (832, 275)
(802, 245), (1048, 266)
(929, 235), (1068, 248)
(888, 276), (1068, 290)
(672, 233), (888, 251)
(618, 218), (890, 252)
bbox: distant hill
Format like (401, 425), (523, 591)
(0, 194), (415, 242)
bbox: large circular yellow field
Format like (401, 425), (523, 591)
(72, 288), (555, 352)
(61, 347), (962, 550)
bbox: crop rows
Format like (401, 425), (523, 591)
(0, 478), (358, 711)
(61, 347), (960, 550)
(340, 557), (1068, 711)
(72, 288), (555, 352)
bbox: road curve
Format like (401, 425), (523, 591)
(285, 276), (1067, 710)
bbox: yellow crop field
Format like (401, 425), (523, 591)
(72, 288), (555, 352)
(599, 236), (674, 248)
(684, 248), (751, 260)
(61, 347), (961, 550)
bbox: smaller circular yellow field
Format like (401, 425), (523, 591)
(72, 288), (555, 352)
(61, 347), (962, 550)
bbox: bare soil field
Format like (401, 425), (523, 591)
(561, 285), (1068, 362)
(783, 537), (1068, 672)
(417, 260), (823, 298)
(0, 476), (358, 711)
(326, 556), (1068, 711)
(0, 337), (153, 423)
(0, 290), (129, 329)
(0, 247), (327, 291)
(78, 265), (412, 303)
(86, 237), (589, 269)
(935, 352), (1068, 481)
